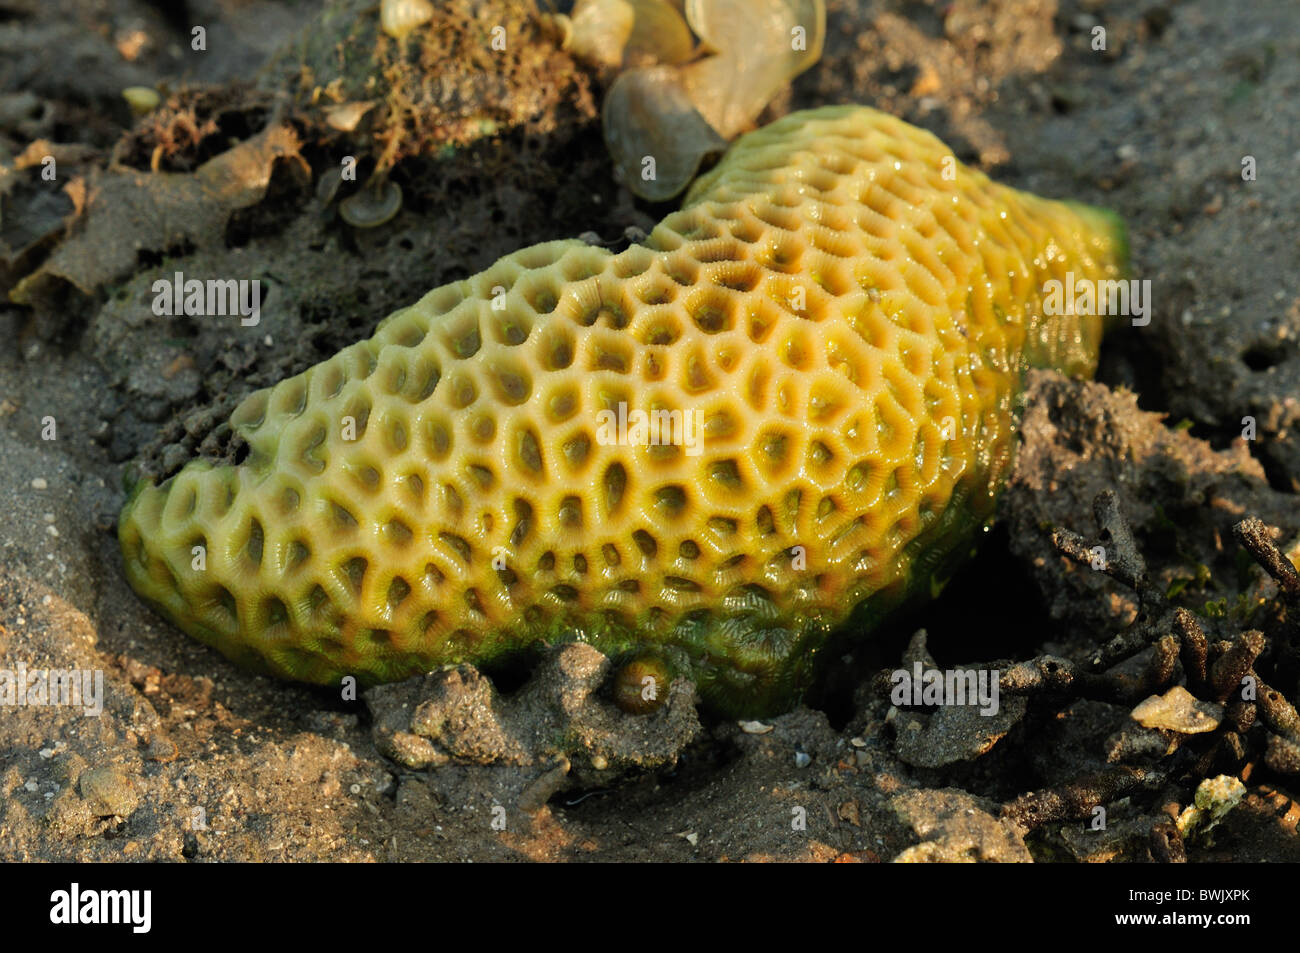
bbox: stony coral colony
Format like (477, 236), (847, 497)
(119, 103), (1128, 716)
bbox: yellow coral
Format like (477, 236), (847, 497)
(119, 106), (1127, 715)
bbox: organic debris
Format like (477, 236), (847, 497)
(991, 489), (1300, 859)
(263, 0), (595, 171)
(10, 122), (304, 323)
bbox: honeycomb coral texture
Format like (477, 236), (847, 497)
(120, 106), (1127, 716)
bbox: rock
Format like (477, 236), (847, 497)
(408, 667), (527, 765)
(77, 766), (138, 818)
(1058, 816), (1153, 863)
(1264, 734), (1300, 775)
(367, 642), (702, 788)
(890, 789), (1033, 863)
(893, 697), (1027, 769)
(1104, 724), (1175, 763)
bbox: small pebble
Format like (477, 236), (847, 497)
(30, 478), (47, 490)
(794, 751), (812, 768)
(145, 736), (178, 763)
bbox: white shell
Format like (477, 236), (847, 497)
(381, 0), (434, 40)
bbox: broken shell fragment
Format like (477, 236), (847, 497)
(602, 66), (727, 201)
(323, 101), (375, 133)
(681, 0), (825, 138)
(685, 0), (822, 57)
(380, 0), (434, 40)
(339, 178), (403, 228)
(569, 0), (636, 69)
(121, 86), (161, 115)
(593, 0), (825, 199)
(1130, 685), (1223, 734)
(622, 0), (694, 66)
(569, 0), (694, 70)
